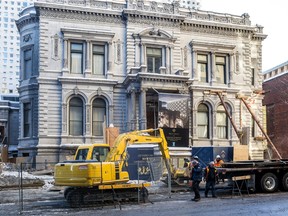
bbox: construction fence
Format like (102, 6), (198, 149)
(0, 158), (173, 215)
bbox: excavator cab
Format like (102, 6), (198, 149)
(74, 144), (110, 161)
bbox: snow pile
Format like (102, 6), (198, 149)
(0, 163), (54, 189)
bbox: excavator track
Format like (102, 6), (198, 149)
(65, 186), (149, 208)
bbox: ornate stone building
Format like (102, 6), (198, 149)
(16, 0), (267, 164)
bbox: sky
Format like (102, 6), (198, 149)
(201, 0), (287, 72)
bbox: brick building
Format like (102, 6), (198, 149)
(263, 61), (288, 158)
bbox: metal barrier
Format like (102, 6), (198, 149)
(11, 159), (172, 214)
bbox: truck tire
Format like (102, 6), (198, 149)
(260, 173), (279, 193)
(281, 173), (288, 191)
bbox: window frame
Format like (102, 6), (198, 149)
(215, 55), (227, 84)
(23, 102), (31, 138)
(216, 105), (229, 139)
(92, 98), (107, 136)
(146, 47), (163, 73)
(92, 43), (107, 76)
(70, 42), (84, 74)
(197, 103), (210, 138)
(69, 97), (84, 136)
(197, 54), (209, 83)
(22, 46), (33, 80)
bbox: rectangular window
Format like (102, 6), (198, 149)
(23, 103), (31, 138)
(217, 111), (227, 139)
(92, 108), (105, 136)
(24, 49), (32, 80)
(69, 106), (83, 136)
(216, 56), (226, 84)
(70, 43), (83, 74)
(92, 44), (105, 75)
(197, 54), (208, 82)
(147, 48), (162, 73)
(197, 112), (208, 138)
(251, 68), (255, 86)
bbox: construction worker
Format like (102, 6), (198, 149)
(214, 155), (224, 183)
(214, 155), (224, 167)
(204, 161), (218, 198)
(190, 160), (203, 202)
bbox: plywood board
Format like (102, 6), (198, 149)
(233, 144), (249, 161)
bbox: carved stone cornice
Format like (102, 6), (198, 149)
(123, 72), (189, 88)
(58, 76), (118, 86)
(36, 6), (123, 25)
(16, 15), (39, 30)
(123, 9), (184, 27)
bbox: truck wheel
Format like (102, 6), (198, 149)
(260, 173), (278, 193)
(281, 173), (288, 191)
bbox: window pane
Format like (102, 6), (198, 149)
(93, 45), (105, 53)
(198, 54), (207, 62)
(71, 43), (83, 51)
(93, 54), (105, 75)
(197, 104), (209, 138)
(71, 53), (82, 74)
(71, 43), (83, 74)
(216, 65), (225, 83)
(69, 98), (83, 136)
(198, 54), (208, 83)
(147, 48), (162, 73)
(92, 99), (106, 136)
(216, 106), (227, 139)
(198, 63), (208, 82)
(24, 49), (32, 79)
(147, 57), (153, 72)
(154, 57), (161, 73)
(216, 56), (226, 84)
(23, 103), (31, 137)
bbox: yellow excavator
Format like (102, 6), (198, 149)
(54, 128), (187, 207)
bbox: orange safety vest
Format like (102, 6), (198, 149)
(214, 159), (224, 167)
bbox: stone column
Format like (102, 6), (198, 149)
(192, 50), (197, 80)
(229, 53), (235, 84)
(62, 103), (67, 135)
(131, 88), (137, 130)
(85, 104), (91, 136)
(140, 42), (145, 66)
(108, 41), (113, 72)
(166, 46), (170, 74)
(85, 40), (91, 76)
(211, 51), (216, 82)
(63, 39), (69, 73)
(135, 41), (140, 67)
(139, 88), (147, 130)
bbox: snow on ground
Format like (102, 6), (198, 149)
(0, 163), (54, 190)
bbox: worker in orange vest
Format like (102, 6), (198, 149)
(214, 155), (224, 167)
(214, 155), (224, 183)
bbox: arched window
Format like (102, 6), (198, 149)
(69, 97), (84, 136)
(92, 98), (106, 136)
(197, 103), (209, 138)
(216, 105), (228, 139)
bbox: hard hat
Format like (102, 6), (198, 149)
(209, 161), (214, 166)
(193, 155), (199, 159)
(216, 155), (221, 159)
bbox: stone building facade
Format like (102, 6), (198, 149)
(16, 0), (267, 164)
(263, 61), (288, 158)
